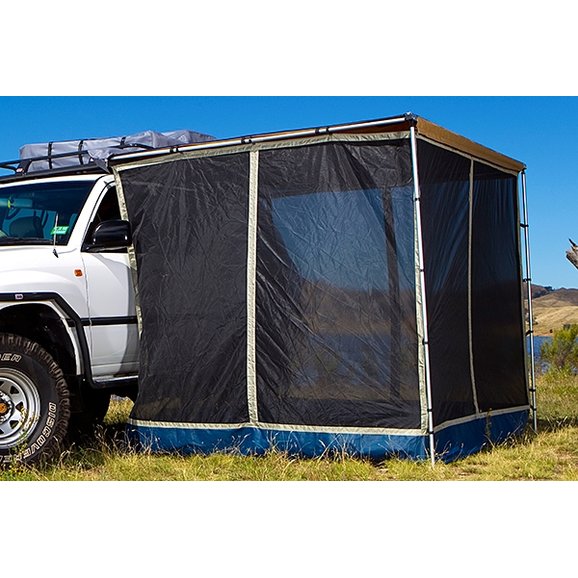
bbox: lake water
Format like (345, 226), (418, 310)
(530, 335), (551, 361)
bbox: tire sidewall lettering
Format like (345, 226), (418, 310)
(0, 336), (70, 466)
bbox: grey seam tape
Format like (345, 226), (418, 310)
(468, 159), (480, 412)
(246, 150), (259, 424)
(410, 131), (429, 432)
(433, 405), (530, 434)
(112, 132), (411, 173)
(112, 169), (142, 336)
(126, 418), (427, 436)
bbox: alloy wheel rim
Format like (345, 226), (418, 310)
(0, 369), (41, 449)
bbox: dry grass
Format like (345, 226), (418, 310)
(3, 374), (578, 481)
(532, 288), (578, 335)
(533, 304), (578, 335)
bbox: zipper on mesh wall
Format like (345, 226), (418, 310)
(520, 170), (537, 432)
(410, 127), (436, 465)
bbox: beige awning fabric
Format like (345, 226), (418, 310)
(327, 115), (525, 174)
(108, 113), (526, 175)
(414, 117), (526, 174)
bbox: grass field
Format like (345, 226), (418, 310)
(2, 373), (578, 481)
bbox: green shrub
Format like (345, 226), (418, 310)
(540, 324), (578, 377)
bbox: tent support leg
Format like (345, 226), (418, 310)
(520, 171), (537, 432)
(410, 127), (436, 466)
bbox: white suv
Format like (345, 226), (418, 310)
(0, 170), (138, 465)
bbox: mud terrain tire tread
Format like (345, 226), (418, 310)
(0, 333), (71, 467)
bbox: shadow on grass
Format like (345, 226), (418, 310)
(59, 422), (136, 469)
(536, 415), (578, 433)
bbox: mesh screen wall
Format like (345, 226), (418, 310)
(113, 129), (529, 462)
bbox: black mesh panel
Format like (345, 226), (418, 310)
(471, 162), (527, 410)
(120, 154), (250, 424)
(418, 140), (476, 425)
(255, 141), (421, 428)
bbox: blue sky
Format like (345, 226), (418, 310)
(4, 2), (575, 570)
(0, 96), (575, 289)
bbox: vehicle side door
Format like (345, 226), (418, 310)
(80, 184), (138, 379)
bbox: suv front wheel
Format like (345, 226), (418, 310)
(0, 333), (70, 467)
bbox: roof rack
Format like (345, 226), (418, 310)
(0, 142), (155, 177)
(0, 163), (108, 184)
(0, 153), (106, 185)
(0, 129), (215, 184)
(2, 150), (94, 175)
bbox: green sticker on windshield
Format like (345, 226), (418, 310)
(50, 225), (70, 236)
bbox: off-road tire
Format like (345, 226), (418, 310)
(0, 333), (70, 467)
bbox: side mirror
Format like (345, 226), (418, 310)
(86, 219), (132, 252)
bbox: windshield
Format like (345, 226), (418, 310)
(0, 180), (94, 246)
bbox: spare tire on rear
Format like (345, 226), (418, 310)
(0, 333), (70, 467)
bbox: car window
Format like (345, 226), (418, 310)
(0, 180), (94, 245)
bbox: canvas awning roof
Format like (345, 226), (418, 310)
(108, 113), (526, 174)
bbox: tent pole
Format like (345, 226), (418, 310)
(520, 170), (537, 432)
(410, 126), (436, 466)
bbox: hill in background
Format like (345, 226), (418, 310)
(530, 284), (578, 335)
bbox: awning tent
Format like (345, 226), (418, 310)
(110, 113), (534, 463)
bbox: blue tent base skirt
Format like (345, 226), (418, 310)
(126, 409), (529, 464)
(434, 409), (530, 462)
